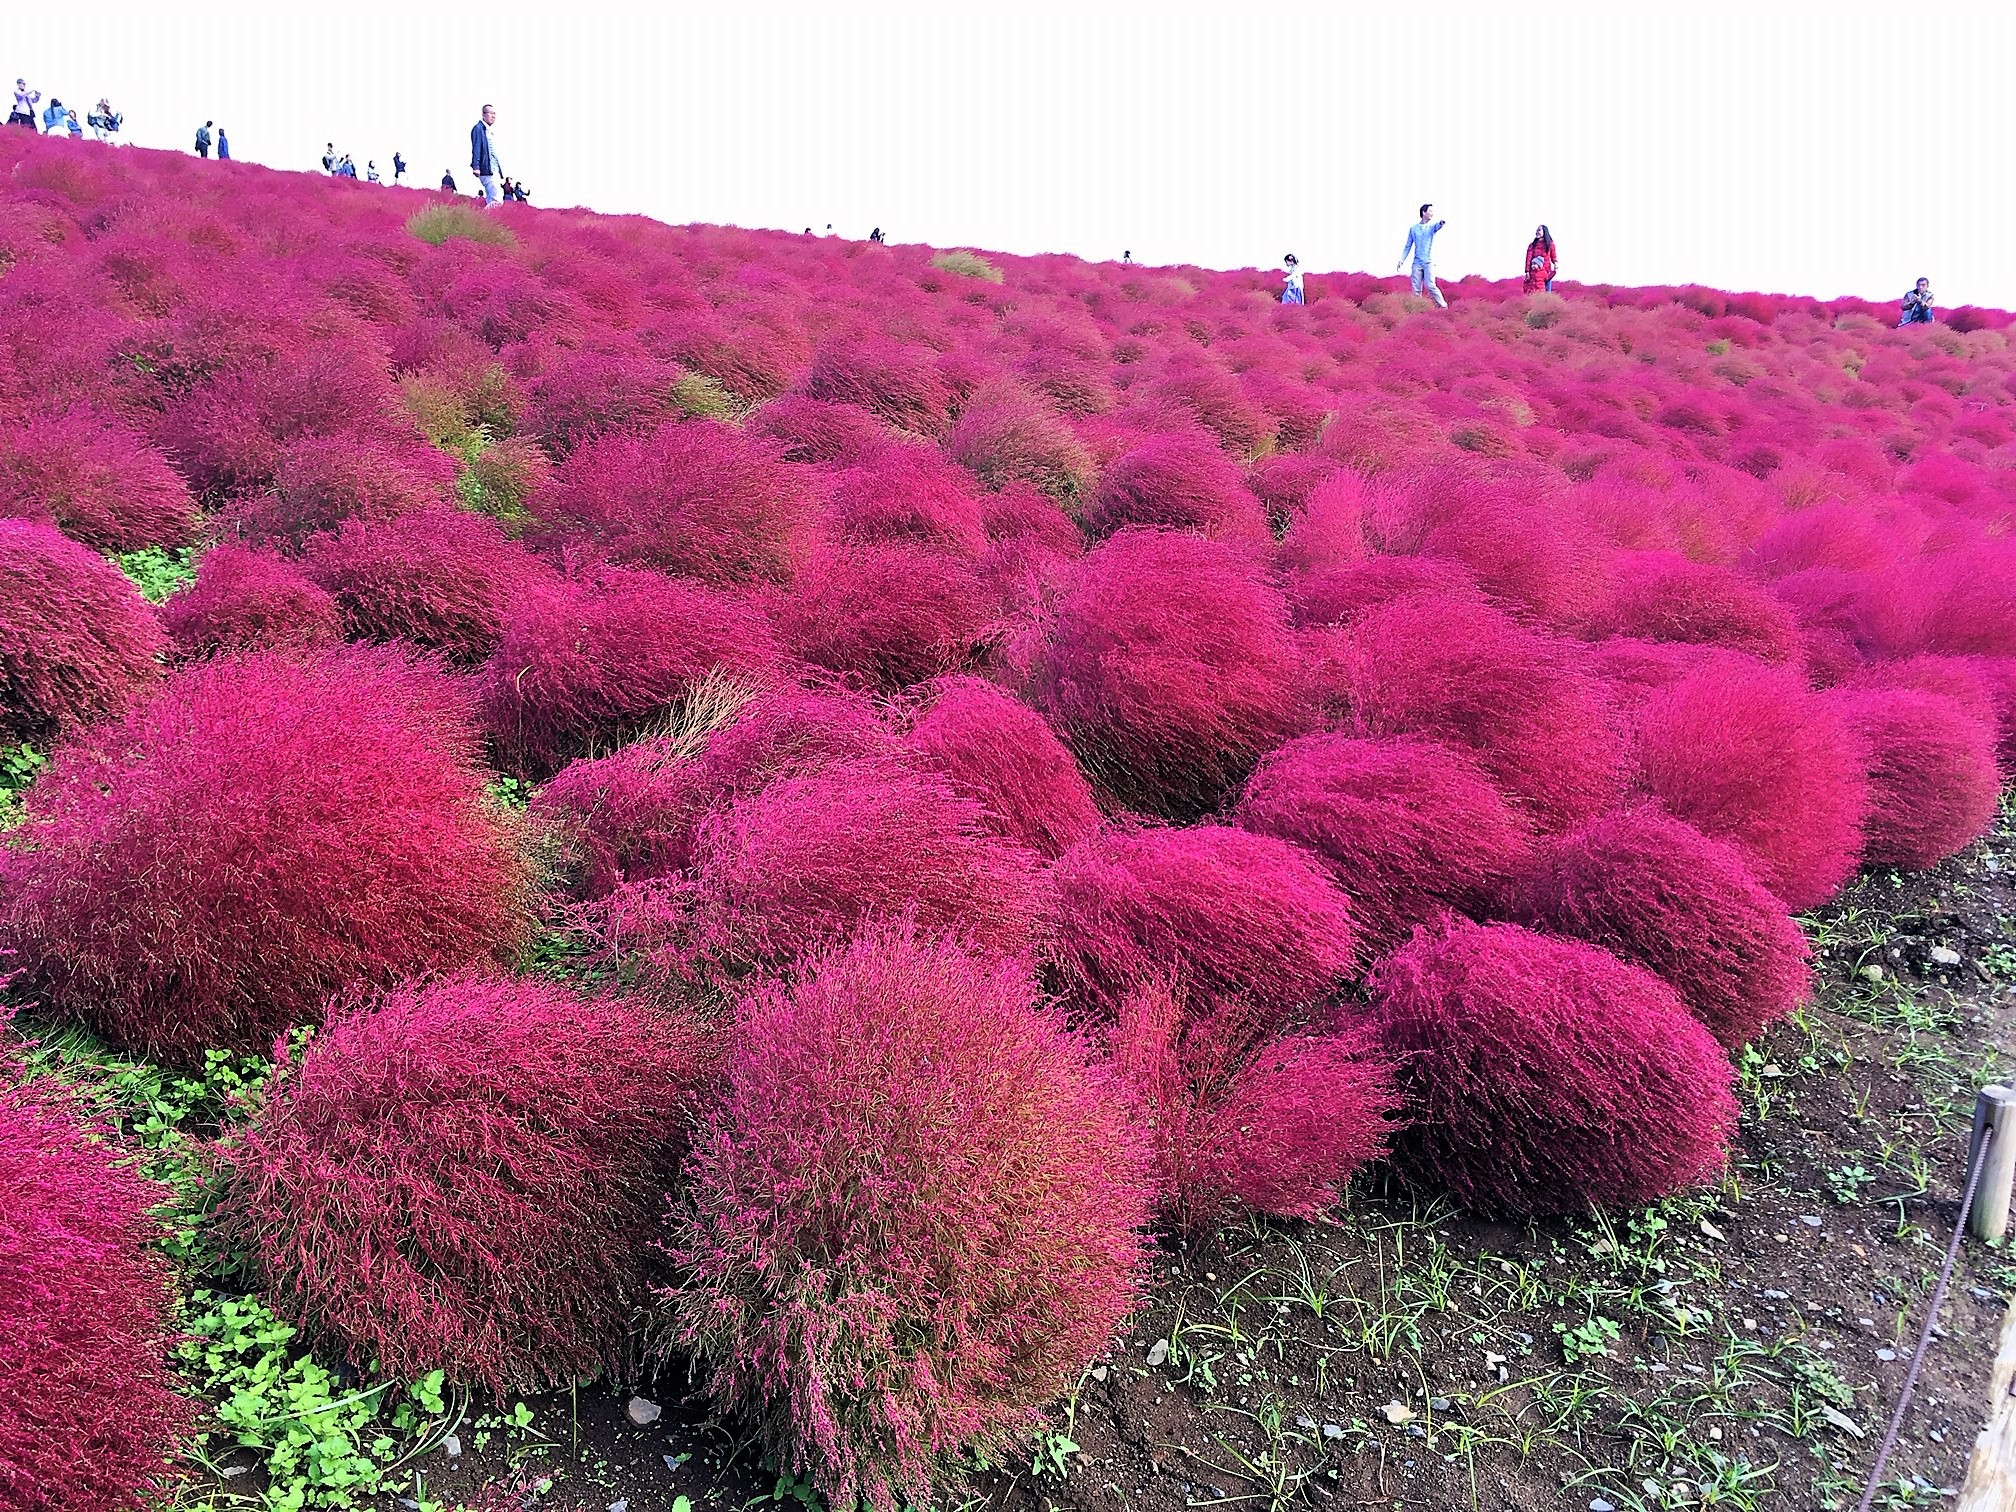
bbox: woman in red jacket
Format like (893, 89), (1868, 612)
(1523, 225), (1558, 293)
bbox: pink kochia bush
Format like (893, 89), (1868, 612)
(1824, 687), (2001, 870)
(225, 973), (702, 1394)
(777, 542), (992, 692)
(303, 505), (546, 664)
(2, 648), (528, 1061)
(1033, 529), (1303, 819)
(1581, 551), (1802, 664)
(0, 410), (197, 552)
(1106, 980), (1396, 1229)
(161, 543), (344, 659)
(1498, 806), (1811, 1048)
(1044, 825), (1357, 1022)
(676, 761), (1049, 979)
(535, 419), (814, 585)
(1368, 918), (1738, 1215)
(906, 676), (1102, 859)
(658, 928), (1152, 1512)
(1335, 591), (1626, 832)
(482, 566), (779, 778)
(0, 1083), (191, 1512)
(1082, 430), (1271, 550)
(1632, 661), (1869, 909)
(1235, 733), (1532, 955)
(0, 517), (166, 741)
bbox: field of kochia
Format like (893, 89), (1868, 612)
(0, 131), (2012, 1512)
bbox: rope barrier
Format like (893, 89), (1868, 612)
(1855, 1122), (1994, 1512)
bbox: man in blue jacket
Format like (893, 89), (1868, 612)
(470, 104), (501, 206)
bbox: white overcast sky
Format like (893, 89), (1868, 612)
(10, 3), (2013, 308)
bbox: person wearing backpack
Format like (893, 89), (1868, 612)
(194, 121), (213, 158)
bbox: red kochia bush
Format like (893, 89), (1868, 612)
(942, 380), (1092, 501)
(0, 518), (166, 741)
(778, 542), (993, 692)
(0, 410), (197, 552)
(907, 676), (1102, 859)
(1106, 981), (1395, 1229)
(1338, 592), (1626, 832)
(1235, 733), (1532, 955)
(533, 686), (902, 899)
(676, 761), (1049, 978)
(3, 648), (528, 1061)
(659, 928), (1152, 1512)
(804, 334), (955, 437)
(223, 435), (459, 551)
(303, 505), (547, 664)
(1824, 687), (2000, 870)
(1498, 806), (1811, 1048)
(1082, 430), (1271, 550)
(1045, 825), (1356, 1022)
(1368, 918), (1738, 1215)
(1033, 529), (1303, 819)
(226, 973), (701, 1394)
(483, 567), (780, 778)
(1633, 662), (1869, 909)
(748, 394), (889, 464)
(1581, 551), (1802, 663)
(535, 419), (815, 585)
(0, 1084), (190, 1512)
(161, 544), (344, 659)
(1277, 469), (1367, 575)
(821, 442), (989, 557)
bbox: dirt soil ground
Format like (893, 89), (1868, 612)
(191, 802), (2016, 1512)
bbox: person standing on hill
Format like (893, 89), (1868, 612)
(1397, 203), (1448, 308)
(42, 96), (66, 134)
(217, 127), (231, 160)
(1282, 253), (1305, 305)
(1899, 278), (1935, 326)
(1523, 225), (1558, 293)
(90, 100), (121, 142)
(194, 121), (213, 158)
(470, 103), (502, 206)
(441, 168), (458, 192)
(393, 151), (406, 183)
(321, 142), (336, 173)
(9, 80), (39, 130)
(367, 160), (381, 183)
(65, 108), (83, 140)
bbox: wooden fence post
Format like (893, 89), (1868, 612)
(1955, 1302), (2016, 1512)
(1969, 1086), (2016, 1246)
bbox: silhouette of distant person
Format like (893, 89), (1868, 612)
(1397, 203), (1447, 308)
(322, 142), (336, 173)
(1900, 278), (1935, 327)
(194, 121), (213, 158)
(393, 151), (406, 183)
(441, 169), (458, 192)
(217, 127), (231, 160)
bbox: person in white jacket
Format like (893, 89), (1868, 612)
(1282, 253), (1305, 306)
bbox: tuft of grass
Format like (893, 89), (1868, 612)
(931, 249), (1004, 284)
(406, 201), (515, 249)
(669, 370), (740, 421)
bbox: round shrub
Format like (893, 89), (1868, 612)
(942, 380), (1092, 501)
(1235, 733), (1532, 955)
(907, 676), (1102, 859)
(1032, 529), (1303, 819)
(1106, 981), (1396, 1230)
(821, 441), (988, 557)
(1367, 918), (1738, 1215)
(0, 1083), (191, 1512)
(225, 973), (701, 1393)
(3, 647), (529, 1061)
(0, 409), (197, 553)
(1046, 824), (1356, 1022)
(777, 541), (993, 692)
(675, 761), (1050, 979)
(1338, 591), (1627, 832)
(1287, 553), (1484, 629)
(0, 517), (166, 742)
(1581, 551), (1802, 663)
(222, 435), (458, 551)
(1082, 430), (1271, 550)
(659, 928), (1152, 1512)
(748, 394), (889, 465)
(303, 505), (549, 664)
(160, 544), (344, 659)
(803, 334), (954, 437)
(1825, 687), (2001, 870)
(1498, 806), (1811, 1048)
(483, 567), (780, 778)
(1277, 469), (1367, 575)
(535, 419), (814, 585)
(1633, 661), (1869, 909)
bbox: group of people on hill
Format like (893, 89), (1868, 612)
(10, 78), (121, 142)
(193, 122), (229, 160)
(321, 144), (406, 184)
(1282, 205), (1549, 309)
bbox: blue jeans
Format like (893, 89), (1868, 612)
(480, 173), (500, 205)
(1411, 261), (1446, 307)
(1283, 286), (1304, 306)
